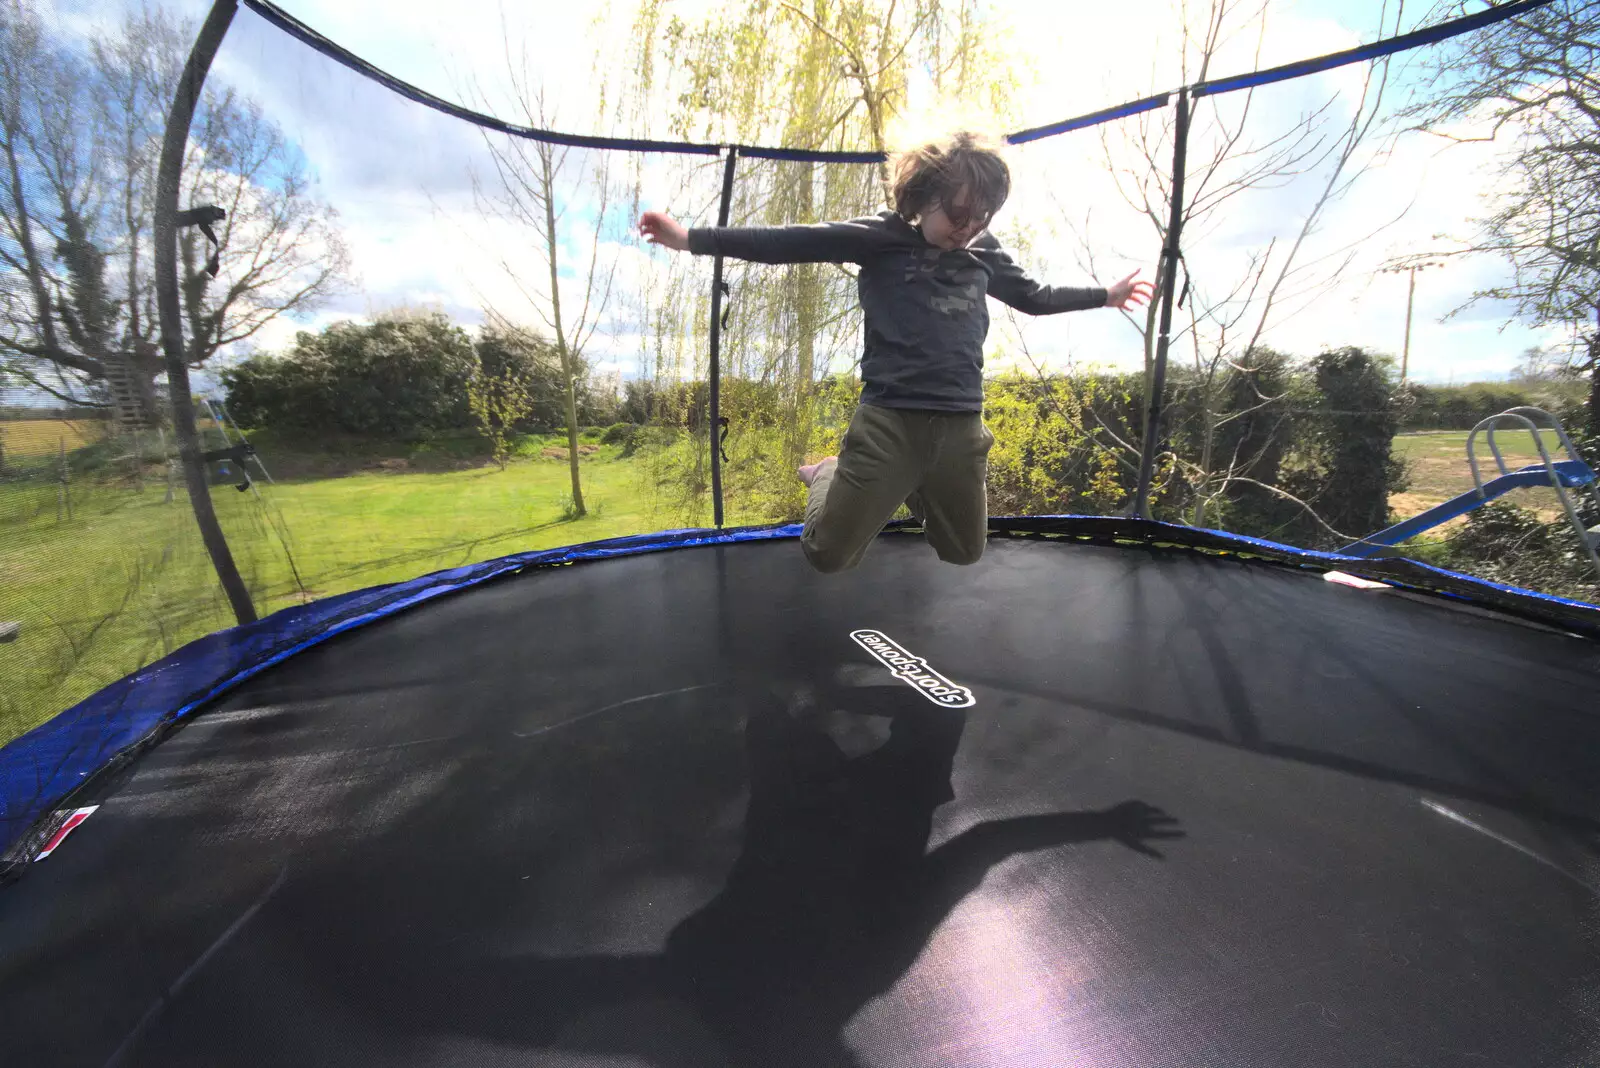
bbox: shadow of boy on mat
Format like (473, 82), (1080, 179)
(384, 685), (1183, 1066)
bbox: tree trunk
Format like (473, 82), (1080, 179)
(1587, 339), (1599, 443)
(2, 118), (65, 362)
(561, 342), (584, 512)
(1192, 405), (1215, 527)
(1588, 308), (1600, 442)
(540, 146), (584, 517)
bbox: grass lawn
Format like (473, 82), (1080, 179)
(0, 437), (677, 746)
(7, 422), (1591, 749)
(261, 449), (668, 600)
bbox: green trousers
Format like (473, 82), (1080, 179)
(802, 404), (994, 573)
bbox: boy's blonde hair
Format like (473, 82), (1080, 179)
(888, 131), (1010, 224)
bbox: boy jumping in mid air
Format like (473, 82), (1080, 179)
(638, 131), (1153, 573)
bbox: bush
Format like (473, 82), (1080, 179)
(223, 315), (618, 441)
(467, 355), (534, 470)
(1176, 347), (1306, 533)
(1399, 383), (1541, 430)
(1270, 348), (1406, 547)
(984, 370), (1131, 515)
(223, 314), (477, 439)
(1441, 500), (1598, 602)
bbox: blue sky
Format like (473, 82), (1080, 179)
(53, 0), (1559, 384)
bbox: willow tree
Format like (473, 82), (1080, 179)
(626, 0), (1017, 522)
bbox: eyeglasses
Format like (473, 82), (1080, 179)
(936, 200), (994, 231)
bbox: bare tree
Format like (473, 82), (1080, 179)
(0, 2), (346, 425)
(1059, 0), (1408, 526)
(471, 42), (623, 514)
(1405, 0), (1600, 437)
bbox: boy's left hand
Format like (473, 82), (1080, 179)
(1105, 270), (1156, 310)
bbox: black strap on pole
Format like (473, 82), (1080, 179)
(707, 147), (738, 529)
(200, 441), (257, 492)
(1132, 87), (1192, 519)
(155, 0), (257, 625)
(174, 205), (226, 276)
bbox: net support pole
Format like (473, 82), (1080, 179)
(707, 147), (738, 528)
(155, 0), (256, 625)
(1133, 88), (1192, 519)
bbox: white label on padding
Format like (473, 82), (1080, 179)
(850, 630), (976, 708)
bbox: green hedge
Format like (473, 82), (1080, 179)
(224, 315), (617, 439)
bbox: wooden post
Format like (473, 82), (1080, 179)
(1401, 266), (1417, 383)
(133, 428), (146, 493)
(57, 437), (71, 522)
(159, 426), (175, 504)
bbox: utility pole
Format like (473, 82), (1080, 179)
(1382, 261), (1444, 381)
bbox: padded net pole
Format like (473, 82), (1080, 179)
(1133, 88), (1192, 519)
(707, 147), (739, 529)
(154, 0), (256, 625)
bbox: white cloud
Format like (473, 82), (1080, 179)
(72, 0), (1553, 386)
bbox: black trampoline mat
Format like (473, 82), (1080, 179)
(3, 536), (1599, 1067)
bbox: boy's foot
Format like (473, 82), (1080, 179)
(798, 457), (836, 487)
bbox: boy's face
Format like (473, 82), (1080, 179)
(920, 185), (994, 250)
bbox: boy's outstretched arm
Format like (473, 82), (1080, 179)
(983, 240), (1155, 315)
(638, 210), (883, 265)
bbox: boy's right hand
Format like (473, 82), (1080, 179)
(638, 211), (690, 251)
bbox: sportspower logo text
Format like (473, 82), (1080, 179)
(850, 630), (976, 708)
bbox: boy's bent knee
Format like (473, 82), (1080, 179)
(802, 539), (860, 574)
(933, 541), (986, 566)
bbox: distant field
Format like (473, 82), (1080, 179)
(0, 418), (103, 458)
(1390, 429), (1575, 523)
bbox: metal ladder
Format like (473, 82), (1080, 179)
(1467, 406), (1600, 582)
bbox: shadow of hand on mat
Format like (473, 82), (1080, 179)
(379, 692), (1181, 1067)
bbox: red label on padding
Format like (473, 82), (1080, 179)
(36, 806), (99, 860)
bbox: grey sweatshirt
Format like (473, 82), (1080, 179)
(687, 210), (1106, 412)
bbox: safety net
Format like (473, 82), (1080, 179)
(2, 0), (1597, 832)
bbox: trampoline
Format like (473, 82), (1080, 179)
(5, 1), (1598, 1064)
(3, 518), (1599, 1067)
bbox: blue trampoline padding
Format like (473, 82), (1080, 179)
(998, 513), (1600, 617)
(3, 514), (1596, 870)
(0, 523), (798, 865)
